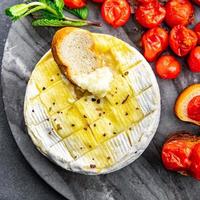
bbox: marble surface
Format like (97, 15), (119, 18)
(1, 1), (200, 200)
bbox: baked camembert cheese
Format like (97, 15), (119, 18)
(24, 28), (160, 174)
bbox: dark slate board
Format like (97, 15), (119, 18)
(1, 2), (200, 200)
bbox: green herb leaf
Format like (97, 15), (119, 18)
(5, 4), (29, 20)
(32, 18), (88, 27)
(54, 0), (64, 11)
(65, 6), (89, 20)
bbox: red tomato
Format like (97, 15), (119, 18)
(141, 27), (168, 62)
(156, 55), (181, 79)
(194, 23), (200, 45)
(189, 143), (200, 180)
(165, 0), (194, 28)
(169, 25), (198, 57)
(188, 46), (200, 72)
(135, 1), (166, 28)
(92, 0), (104, 3)
(187, 95), (200, 121)
(136, 0), (157, 5)
(101, 0), (131, 28)
(162, 133), (197, 172)
(64, 0), (86, 8)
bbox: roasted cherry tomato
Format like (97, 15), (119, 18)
(135, 1), (166, 28)
(189, 143), (200, 180)
(92, 0), (105, 3)
(141, 27), (168, 62)
(169, 25), (198, 57)
(187, 46), (200, 72)
(187, 95), (200, 121)
(194, 23), (200, 45)
(64, 0), (86, 8)
(165, 0), (194, 28)
(156, 55), (181, 79)
(162, 133), (198, 172)
(101, 0), (131, 28)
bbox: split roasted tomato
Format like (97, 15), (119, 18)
(141, 27), (168, 62)
(135, 1), (166, 28)
(187, 46), (200, 72)
(165, 0), (194, 28)
(169, 25), (198, 57)
(101, 0), (131, 28)
(187, 95), (200, 121)
(194, 23), (200, 45)
(162, 133), (198, 172)
(156, 55), (181, 79)
(64, 0), (86, 8)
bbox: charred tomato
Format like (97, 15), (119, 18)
(187, 46), (200, 72)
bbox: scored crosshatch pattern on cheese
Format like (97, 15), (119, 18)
(24, 33), (160, 174)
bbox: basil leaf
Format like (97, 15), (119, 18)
(65, 6), (89, 20)
(54, 0), (64, 11)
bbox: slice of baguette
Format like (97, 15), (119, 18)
(51, 27), (98, 80)
(175, 84), (200, 126)
(51, 27), (113, 97)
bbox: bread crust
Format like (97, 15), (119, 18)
(175, 84), (200, 126)
(51, 27), (94, 82)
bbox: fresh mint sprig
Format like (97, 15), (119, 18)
(5, 0), (101, 27)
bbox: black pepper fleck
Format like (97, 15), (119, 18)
(84, 127), (87, 131)
(88, 145), (92, 148)
(113, 132), (117, 135)
(109, 123), (112, 125)
(54, 119), (57, 121)
(103, 112), (106, 114)
(53, 102), (55, 105)
(57, 73), (59, 76)
(32, 110), (34, 113)
(136, 107), (139, 110)
(42, 87), (46, 91)
(124, 71), (129, 76)
(50, 79), (54, 82)
(94, 124), (96, 127)
(46, 118), (49, 121)
(97, 99), (101, 104)
(99, 113), (102, 117)
(115, 102), (119, 105)
(103, 133), (106, 137)
(91, 98), (96, 102)
(90, 164), (96, 168)
(125, 112), (129, 116)
(83, 115), (87, 118)
(107, 156), (111, 160)
(129, 128), (132, 131)
(71, 124), (75, 127)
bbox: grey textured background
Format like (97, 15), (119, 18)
(0, 0), (65, 199)
(1, 0), (200, 200)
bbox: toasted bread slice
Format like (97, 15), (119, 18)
(51, 27), (113, 97)
(175, 84), (200, 126)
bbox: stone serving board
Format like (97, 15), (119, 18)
(1, 2), (200, 200)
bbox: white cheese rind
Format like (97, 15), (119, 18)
(24, 34), (161, 175)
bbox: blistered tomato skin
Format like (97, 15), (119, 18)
(135, 2), (166, 28)
(165, 0), (194, 28)
(194, 23), (200, 44)
(141, 27), (168, 62)
(101, 0), (131, 28)
(162, 136), (193, 171)
(169, 25), (198, 57)
(156, 55), (181, 79)
(187, 95), (200, 121)
(188, 47), (200, 72)
(136, 0), (157, 5)
(189, 143), (200, 180)
(193, 0), (200, 5)
(64, 0), (86, 8)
